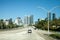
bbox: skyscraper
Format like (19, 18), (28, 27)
(24, 16), (28, 25)
(28, 16), (30, 25)
(14, 17), (23, 25)
(52, 13), (56, 20)
(24, 15), (33, 26)
(9, 18), (12, 24)
(30, 15), (33, 25)
(47, 12), (51, 21)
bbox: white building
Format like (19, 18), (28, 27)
(4, 18), (13, 25)
(14, 17), (23, 25)
(4, 19), (9, 25)
(24, 16), (28, 25)
(24, 15), (33, 26)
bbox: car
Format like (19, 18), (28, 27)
(28, 29), (32, 33)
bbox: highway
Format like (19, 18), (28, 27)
(0, 26), (56, 40)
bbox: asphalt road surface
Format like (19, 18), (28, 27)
(0, 27), (56, 40)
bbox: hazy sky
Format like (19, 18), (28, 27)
(0, 0), (60, 21)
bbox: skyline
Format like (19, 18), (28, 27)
(0, 0), (60, 21)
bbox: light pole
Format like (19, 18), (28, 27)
(38, 6), (60, 34)
(48, 11), (50, 34)
(38, 7), (50, 34)
(48, 6), (60, 34)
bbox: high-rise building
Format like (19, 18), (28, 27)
(24, 16), (28, 25)
(45, 17), (48, 21)
(52, 13), (56, 20)
(14, 17), (23, 25)
(9, 18), (12, 24)
(28, 16), (30, 25)
(47, 12), (51, 21)
(30, 15), (33, 25)
(4, 18), (12, 25)
(24, 15), (33, 26)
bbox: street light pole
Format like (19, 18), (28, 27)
(38, 6), (60, 35)
(38, 7), (50, 34)
(47, 6), (60, 35)
(48, 12), (49, 35)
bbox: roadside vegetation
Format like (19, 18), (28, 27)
(34, 17), (60, 31)
(50, 33), (60, 39)
(0, 19), (23, 29)
(34, 18), (60, 39)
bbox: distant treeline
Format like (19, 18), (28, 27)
(34, 18), (60, 31)
(0, 19), (22, 29)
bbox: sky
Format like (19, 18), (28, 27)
(0, 0), (60, 21)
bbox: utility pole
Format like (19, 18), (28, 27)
(48, 12), (50, 35)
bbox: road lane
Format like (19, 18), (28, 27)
(25, 29), (45, 40)
(0, 27), (56, 40)
(0, 27), (45, 40)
